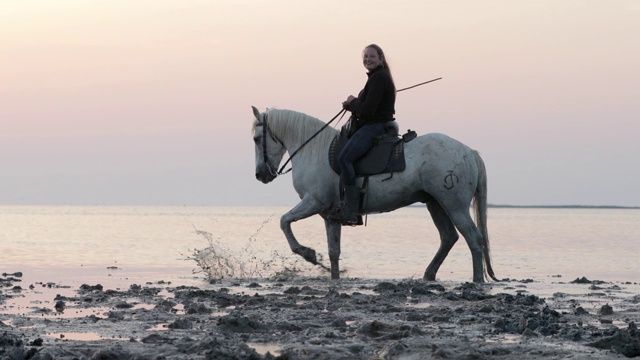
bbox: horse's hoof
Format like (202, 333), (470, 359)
(423, 272), (436, 281)
(296, 247), (317, 265)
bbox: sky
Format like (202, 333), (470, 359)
(1, 1), (639, 207)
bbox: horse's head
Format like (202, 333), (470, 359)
(252, 106), (286, 184)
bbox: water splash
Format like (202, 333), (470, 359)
(186, 216), (307, 281)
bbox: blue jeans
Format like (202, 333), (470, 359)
(338, 122), (387, 186)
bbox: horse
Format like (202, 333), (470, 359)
(251, 106), (498, 283)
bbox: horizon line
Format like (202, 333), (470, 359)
(0, 203), (638, 210)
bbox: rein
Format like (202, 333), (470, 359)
(277, 108), (347, 175)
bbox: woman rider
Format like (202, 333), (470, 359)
(329, 44), (396, 225)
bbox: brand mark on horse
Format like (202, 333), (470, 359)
(443, 171), (459, 190)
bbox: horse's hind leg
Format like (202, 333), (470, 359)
(424, 201), (459, 281)
(324, 219), (342, 279)
(447, 210), (485, 283)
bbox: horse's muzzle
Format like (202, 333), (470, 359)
(255, 171), (276, 184)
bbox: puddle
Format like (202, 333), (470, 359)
(3, 292), (159, 320)
(588, 319), (630, 329)
(608, 320), (629, 328)
(157, 289), (175, 298)
(406, 301), (433, 309)
(486, 334), (521, 344)
(350, 289), (377, 296)
(46, 331), (136, 341)
(45, 332), (123, 341)
(1, 318), (36, 328)
(130, 303), (155, 311)
(247, 342), (281, 356)
(172, 303), (185, 314)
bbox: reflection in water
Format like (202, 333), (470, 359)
(46, 332), (122, 341)
(247, 342), (281, 356)
(147, 323), (169, 331)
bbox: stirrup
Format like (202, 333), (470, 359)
(342, 214), (363, 226)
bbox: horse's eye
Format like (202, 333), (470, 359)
(253, 136), (260, 144)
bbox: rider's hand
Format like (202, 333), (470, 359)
(342, 95), (356, 108)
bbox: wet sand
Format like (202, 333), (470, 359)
(1, 271), (639, 359)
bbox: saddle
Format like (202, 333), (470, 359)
(328, 121), (417, 177)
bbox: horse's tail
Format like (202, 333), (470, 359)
(473, 151), (499, 281)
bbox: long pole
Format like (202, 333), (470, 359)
(396, 77), (442, 92)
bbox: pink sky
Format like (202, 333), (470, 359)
(1, 1), (639, 206)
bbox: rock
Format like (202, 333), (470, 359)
(169, 317), (194, 330)
(574, 306), (589, 315)
(598, 304), (614, 315)
(89, 347), (131, 359)
(54, 300), (65, 312)
(373, 282), (399, 292)
(587, 322), (640, 357)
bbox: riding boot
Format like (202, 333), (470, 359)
(327, 185), (362, 225)
(342, 185), (361, 225)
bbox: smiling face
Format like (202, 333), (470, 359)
(362, 47), (382, 71)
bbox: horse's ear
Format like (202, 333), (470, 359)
(251, 106), (261, 120)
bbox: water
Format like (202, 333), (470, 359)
(1, 206), (638, 287)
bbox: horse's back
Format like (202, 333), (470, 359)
(408, 132), (477, 162)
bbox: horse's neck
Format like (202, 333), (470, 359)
(273, 113), (332, 162)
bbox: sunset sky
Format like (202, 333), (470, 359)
(1, 1), (639, 207)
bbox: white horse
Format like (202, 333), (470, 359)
(251, 106), (497, 282)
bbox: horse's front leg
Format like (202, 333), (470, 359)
(280, 197), (324, 265)
(323, 219), (342, 279)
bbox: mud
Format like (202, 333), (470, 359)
(1, 272), (639, 359)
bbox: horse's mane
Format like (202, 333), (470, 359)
(253, 108), (338, 155)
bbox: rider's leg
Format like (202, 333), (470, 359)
(333, 123), (386, 225)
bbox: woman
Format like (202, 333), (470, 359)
(330, 44), (397, 225)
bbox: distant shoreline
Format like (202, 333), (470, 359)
(407, 204), (640, 209)
(488, 204), (640, 209)
(1, 204), (638, 210)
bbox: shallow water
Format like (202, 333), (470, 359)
(0, 205), (638, 288)
(2, 205), (639, 359)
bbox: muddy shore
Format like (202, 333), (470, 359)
(1, 271), (639, 359)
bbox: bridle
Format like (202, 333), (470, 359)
(255, 113), (284, 177)
(256, 109), (348, 178)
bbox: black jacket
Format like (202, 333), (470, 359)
(346, 65), (396, 124)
